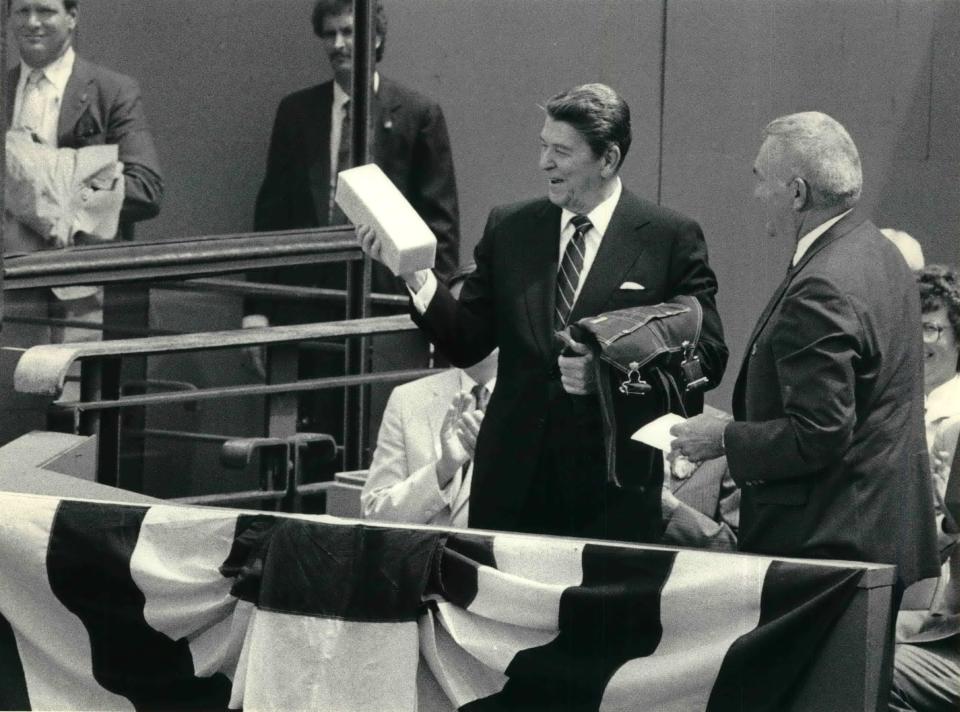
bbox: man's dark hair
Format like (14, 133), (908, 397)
(545, 83), (632, 170)
(919, 264), (960, 337)
(312, 0), (387, 62)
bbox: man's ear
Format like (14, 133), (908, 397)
(600, 145), (621, 178)
(792, 177), (810, 211)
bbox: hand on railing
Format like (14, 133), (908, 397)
(241, 314), (268, 379)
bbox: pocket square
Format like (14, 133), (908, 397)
(619, 281), (645, 290)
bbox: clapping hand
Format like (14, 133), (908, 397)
(436, 393), (485, 488)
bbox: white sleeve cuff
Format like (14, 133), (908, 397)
(409, 270), (438, 314)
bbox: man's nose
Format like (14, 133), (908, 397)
(539, 150), (553, 171)
(334, 31), (347, 49)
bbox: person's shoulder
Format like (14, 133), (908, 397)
(491, 196), (555, 222)
(619, 189), (700, 231)
(393, 368), (460, 399)
(379, 77), (440, 111)
(277, 81), (333, 109)
(72, 56), (140, 91)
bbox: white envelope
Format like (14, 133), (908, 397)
(631, 412), (686, 451)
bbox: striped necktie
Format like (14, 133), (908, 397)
(554, 214), (592, 330)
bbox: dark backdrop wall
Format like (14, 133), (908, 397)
(63, 0), (959, 495)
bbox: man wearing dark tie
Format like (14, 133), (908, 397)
(359, 83), (727, 542)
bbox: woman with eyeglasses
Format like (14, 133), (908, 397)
(890, 263), (960, 712)
(919, 265), (960, 479)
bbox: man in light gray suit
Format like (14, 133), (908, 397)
(361, 270), (497, 527)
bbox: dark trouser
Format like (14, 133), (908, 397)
(518, 389), (663, 544)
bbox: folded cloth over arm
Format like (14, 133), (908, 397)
(5, 129), (124, 251)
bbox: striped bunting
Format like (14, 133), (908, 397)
(424, 532), (865, 712)
(555, 214), (592, 329)
(0, 492), (439, 711)
(0, 492), (865, 711)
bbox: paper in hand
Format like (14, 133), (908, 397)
(631, 413), (686, 452)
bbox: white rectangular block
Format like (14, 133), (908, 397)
(335, 163), (437, 276)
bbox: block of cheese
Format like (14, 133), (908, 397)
(335, 163), (437, 276)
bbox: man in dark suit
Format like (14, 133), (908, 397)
(247, 0), (459, 447)
(250, 0), (459, 300)
(670, 111), (939, 592)
(4, 0), (163, 242)
(359, 83), (727, 543)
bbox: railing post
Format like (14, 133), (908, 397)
(264, 343), (298, 508)
(340, 0), (377, 472)
(103, 283), (150, 492)
(79, 356), (123, 487)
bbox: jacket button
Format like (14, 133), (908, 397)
(547, 365), (561, 380)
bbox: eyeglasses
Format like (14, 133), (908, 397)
(922, 322), (947, 344)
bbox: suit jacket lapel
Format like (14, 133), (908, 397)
(570, 190), (651, 323)
(522, 202), (563, 360)
(307, 83), (335, 225)
(58, 56), (92, 145)
(372, 78), (401, 162)
(5, 67), (20, 124)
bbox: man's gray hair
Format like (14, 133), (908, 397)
(763, 111), (862, 210)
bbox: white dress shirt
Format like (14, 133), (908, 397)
(13, 47), (76, 146)
(329, 72), (380, 182)
(791, 208), (852, 266)
(558, 177), (622, 303)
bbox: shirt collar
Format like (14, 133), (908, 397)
(792, 208), (852, 266)
(20, 45), (75, 97)
(561, 177), (622, 237)
(332, 71), (380, 109)
(927, 374), (960, 423)
(459, 371), (497, 394)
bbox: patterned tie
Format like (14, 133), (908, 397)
(471, 383), (490, 414)
(554, 214), (593, 330)
(329, 99), (351, 224)
(17, 70), (47, 135)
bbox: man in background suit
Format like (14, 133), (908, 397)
(2, 0), (163, 443)
(670, 111), (938, 591)
(4, 0), (163, 242)
(360, 83), (727, 543)
(250, 0), (459, 298)
(361, 269), (496, 528)
(246, 0), (459, 446)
